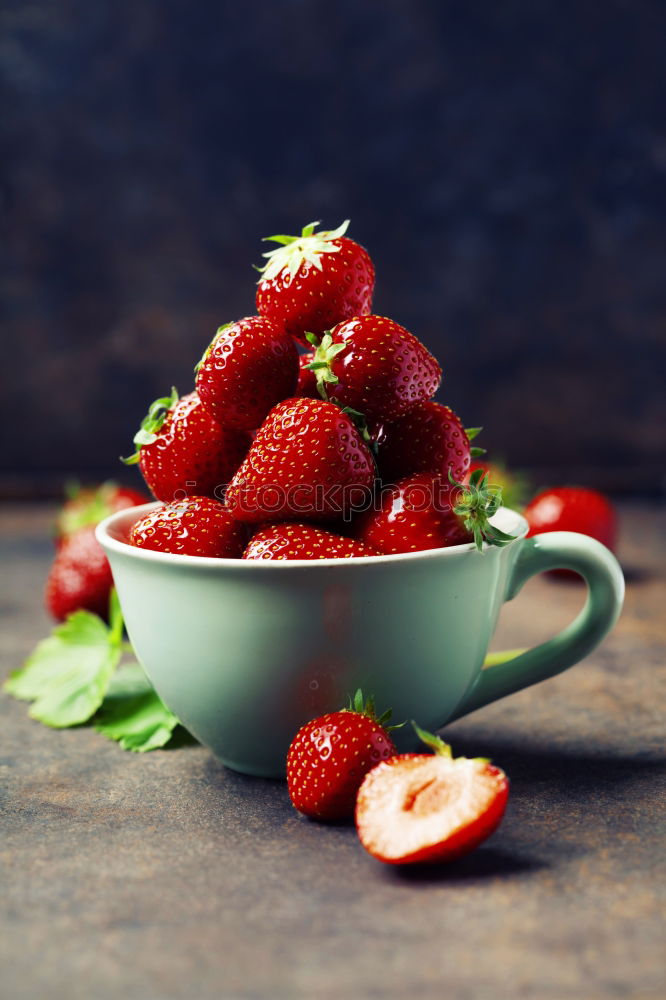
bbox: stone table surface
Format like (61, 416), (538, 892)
(1, 502), (664, 1000)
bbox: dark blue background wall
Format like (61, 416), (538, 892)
(2, 0), (665, 495)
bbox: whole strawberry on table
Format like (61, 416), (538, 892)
(47, 481), (149, 621)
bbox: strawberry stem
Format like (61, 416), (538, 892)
(342, 689), (403, 730)
(411, 721), (453, 757)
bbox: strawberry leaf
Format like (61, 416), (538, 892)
(95, 662), (182, 752)
(4, 593), (124, 727)
(121, 387), (178, 465)
(257, 220), (350, 282)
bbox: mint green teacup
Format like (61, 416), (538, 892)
(97, 504), (624, 777)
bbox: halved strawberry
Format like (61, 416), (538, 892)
(287, 690), (398, 821)
(225, 397), (376, 524)
(122, 389), (250, 503)
(306, 316), (441, 424)
(256, 220), (375, 345)
(195, 316), (299, 430)
(355, 725), (509, 864)
(243, 522), (379, 560)
(129, 497), (246, 558)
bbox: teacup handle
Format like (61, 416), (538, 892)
(451, 531), (625, 720)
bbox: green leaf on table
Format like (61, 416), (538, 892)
(4, 604), (123, 727)
(95, 662), (181, 752)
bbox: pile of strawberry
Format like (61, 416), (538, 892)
(124, 220), (514, 559)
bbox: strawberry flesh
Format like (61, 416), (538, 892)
(355, 753), (509, 864)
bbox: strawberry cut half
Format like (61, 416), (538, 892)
(355, 725), (509, 864)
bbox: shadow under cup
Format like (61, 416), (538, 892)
(97, 505), (624, 777)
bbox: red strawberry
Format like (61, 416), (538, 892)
(123, 389), (250, 503)
(55, 481), (149, 540)
(356, 473), (470, 554)
(287, 690), (398, 821)
(243, 522), (379, 560)
(355, 725), (509, 864)
(195, 316), (299, 430)
(256, 220), (375, 345)
(305, 316), (441, 424)
(45, 526), (114, 621)
(295, 351), (319, 399)
(356, 470), (514, 554)
(225, 398), (376, 524)
(375, 402), (472, 484)
(129, 497), (246, 557)
(524, 487), (617, 551)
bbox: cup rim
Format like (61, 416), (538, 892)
(96, 502), (529, 570)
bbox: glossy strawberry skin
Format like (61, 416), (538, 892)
(55, 483), (149, 541)
(355, 472), (471, 555)
(196, 316), (299, 431)
(376, 402), (470, 484)
(138, 392), (250, 504)
(225, 398), (376, 524)
(256, 236), (374, 345)
(322, 316), (441, 424)
(243, 522), (379, 560)
(45, 526), (114, 621)
(296, 351), (319, 399)
(287, 711), (397, 820)
(129, 497), (246, 558)
(524, 487), (617, 551)
(355, 753), (509, 864)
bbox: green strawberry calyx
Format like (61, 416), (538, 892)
(58, 481), (120, 535)
(121, 387), (178, 466)
(194, 323), (233, 375)
(304, 330), (347, 402)
(448, 468), (516, 552)
(464, 425), (486, 459)
(411, 722), (491, 764)
(342, 689), (404, 732)
(258, 220), (350, 283)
